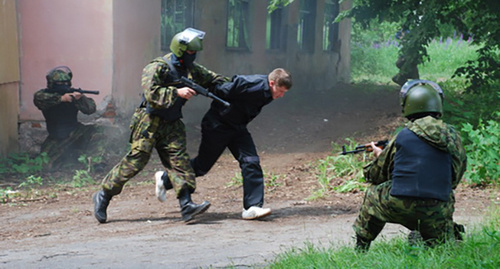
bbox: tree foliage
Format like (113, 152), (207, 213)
(268, 0), (295, 13)
(341, 0), (500, 91)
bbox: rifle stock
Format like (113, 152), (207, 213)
(180, 76), (230, 107)
(341, 140), (389, 155)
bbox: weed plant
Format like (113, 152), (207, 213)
(0, 152), (48, 175)
(226, 172), (243, 187)
(310, 140), (369, 199)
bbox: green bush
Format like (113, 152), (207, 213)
(0, 152), (48, 175)
(460, 114), (500, 185)
(442, 80), (500, 127)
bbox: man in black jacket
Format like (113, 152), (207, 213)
(155, 68), (292, 220)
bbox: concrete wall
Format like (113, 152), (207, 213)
(17, 0), (114, 121)
(112, 0), (162, 116)
(0, 0), (21, 156)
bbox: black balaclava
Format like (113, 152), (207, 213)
(180, 52), (196, 68)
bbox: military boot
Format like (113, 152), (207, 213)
(408, 230), (423, 246)
(178, 188), (210, 222)
(355, 235), (371, 252)
(454, 223), (465, 241)
(93, 190), (113, 223)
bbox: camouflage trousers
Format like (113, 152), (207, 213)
(41, 124), (104, 170)
(392, 56), (419, 86)
(101, 108), (195, 197)
(353, 181), (455, 245)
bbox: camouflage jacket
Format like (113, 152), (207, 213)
(364, 116), (467, 189)
(141, 53), (227, 112)
(33, 89), (96, 114)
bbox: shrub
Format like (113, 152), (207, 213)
(460, 114), (500, 185)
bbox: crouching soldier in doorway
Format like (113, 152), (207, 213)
(353, 80), (467, 251)
(34, 66), (103, 170)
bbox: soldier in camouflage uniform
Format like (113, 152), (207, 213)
(93, 28), (226, 223)
(391, 29), (420, 87)
(34, 66), (100, 170)
(353, 79), (467, 251)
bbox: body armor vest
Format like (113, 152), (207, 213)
(390, 127), (452, 201)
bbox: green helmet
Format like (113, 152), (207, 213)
(170, 28), (205, 57)
(400, 79), (444, 118)
(46, 66), (73, 88)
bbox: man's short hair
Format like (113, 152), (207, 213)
(269, 68), (292, 89)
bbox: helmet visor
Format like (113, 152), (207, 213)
(401, 79), (444, 103)
(179, 28), (205, 49)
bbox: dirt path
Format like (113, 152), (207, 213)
(1, 84), (496, 268)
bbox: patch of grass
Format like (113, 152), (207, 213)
(226, 172), (243, 187)
(265, 171), (283, 192)
(270, 209), (500, 268)
(351, 35), (478, 85)
(0, 187), (18, 203)
(309, 140), (369, 199)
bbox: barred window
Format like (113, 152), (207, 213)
(161, 0), (195, 52)
(266, 2), (286, 51)
(297, 0), (316, 53)
(323, 0), (340, 52)
(226, 0), (250, 50)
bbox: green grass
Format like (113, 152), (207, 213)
(269, 210), (500, 268)
(309, 140), (368, 200)
(351, 37), (479, 84)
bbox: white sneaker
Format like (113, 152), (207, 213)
(242, 206), (272, 220)
(155, 171), (167, 202)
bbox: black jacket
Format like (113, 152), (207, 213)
(206, 74), (273, 128)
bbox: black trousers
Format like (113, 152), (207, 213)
(191, 120), (264, 210)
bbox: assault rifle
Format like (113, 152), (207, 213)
(180, 76), (230, 107)
(340, 140), (389, 155)
(46, 87), (100, 95)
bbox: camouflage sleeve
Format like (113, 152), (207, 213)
(448, 125), (467, 189)
(74, 95), (96, 115)
(33, 89), (63, 111)
(142, 61), (179, 110)
(363, 137), (397, 185)
(191, 63), (229, 90)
